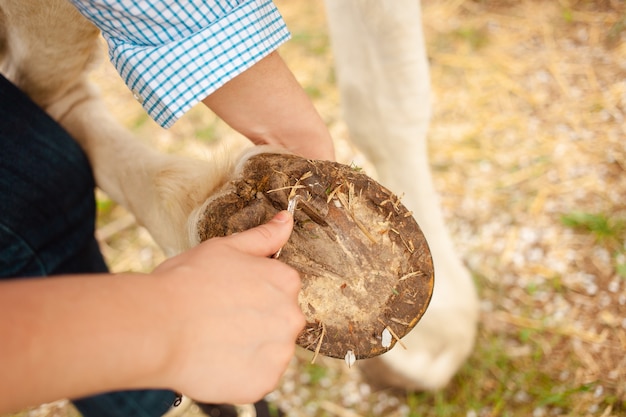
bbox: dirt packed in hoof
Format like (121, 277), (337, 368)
(196, 153), (434, 360)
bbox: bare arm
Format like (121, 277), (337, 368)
(0, 212), (303, 414)
(202, 51), (335, 161)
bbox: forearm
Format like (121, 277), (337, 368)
(202, 51), (335, 161)
(0, 214), (304, 413)
(0, 273), (171, 413)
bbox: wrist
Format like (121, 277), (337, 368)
(202, 51), (335, 161)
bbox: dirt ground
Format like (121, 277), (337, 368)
(267, 1), (626, 416)
(7, 1), (625, 417)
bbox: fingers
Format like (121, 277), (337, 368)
(223, 210), (294, 257)
(153, 210), (305, 404)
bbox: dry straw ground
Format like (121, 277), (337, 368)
(8, 0), (625, 416)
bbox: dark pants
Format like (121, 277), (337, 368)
(0, 74), (176, 416)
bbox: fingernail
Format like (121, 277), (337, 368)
(272, 210), (291, 223)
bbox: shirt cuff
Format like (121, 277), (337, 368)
(108, 0), (290, 128)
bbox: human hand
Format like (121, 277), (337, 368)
(153, 211), (304, 404)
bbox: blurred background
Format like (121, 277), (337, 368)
(11, 0), (626, 416)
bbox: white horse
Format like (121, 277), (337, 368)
(0, 0), (478, 392)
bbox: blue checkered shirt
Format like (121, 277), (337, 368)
(69, 0), (290, 128)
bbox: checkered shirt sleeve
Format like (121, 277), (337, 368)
(68, 0), (290, 128)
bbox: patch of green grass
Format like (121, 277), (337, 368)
(549, 274), (565, 292)
(561, 211), (626, 278)
(518, 327), (534, 343)
(304, 363), (328, 385)
(96, 196), (114, 217)
(560, 211), (624, 241)
(561, 6), (574, 23)
(290, 31), (329, 56)
(602, 392), (626, 413)
(267, 402), (283, 417)
(194, 123), (218, 143)
(528, 275), (565, 295)
(398, 321), (600, 417)
(537, 383), (593, 409)
(95, 195), (116, 227)
(130, 112), (151, 131)
(525, 281), (539, 296)
(607, 14), (626, 46)
(454, 27), (490, 50)
(430, 24), (489, 54)
(304, 85), (323, 99)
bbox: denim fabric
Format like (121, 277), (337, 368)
(0, 74), (176, 416)
(73, 391), (177, 417)
(0, 79), (107, 277)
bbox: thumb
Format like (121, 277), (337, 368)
(225, 210), (294, 257)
